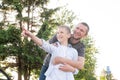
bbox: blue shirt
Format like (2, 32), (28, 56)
(40, 40), (78, 80)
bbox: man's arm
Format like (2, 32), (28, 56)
(53, 56), (85, 70)
(59, 63), (77, 72)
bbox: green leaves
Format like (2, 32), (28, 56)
(0, 26), (20, 44)
(75, 36), (98, 80)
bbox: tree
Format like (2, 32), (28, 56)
(54, 7), (76, 27)
(75, 36), (98, 80)
(0, 0), (98, 80)
(100, 69), (107, 80)
(0, 0), (60, 80)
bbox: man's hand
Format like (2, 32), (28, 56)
(53, 56), (85, 70)
(59, 63), (75, 72)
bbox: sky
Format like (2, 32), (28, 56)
(48, 0), (120, 79)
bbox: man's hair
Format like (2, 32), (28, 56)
(58, 25), (71, 34)
(81, 22), (89, 35)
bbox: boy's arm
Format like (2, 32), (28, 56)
(53, 56), (85, 69)
(21, 27), (43, 46)
(21, 27), (56, 53)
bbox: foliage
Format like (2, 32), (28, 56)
(0, 25), (21, 57)
(54, 7), (77, 27)
(75, 36), (98, 80)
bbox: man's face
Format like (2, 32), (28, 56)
(73, 23), (88, 39)
(56, 27), (70, 43)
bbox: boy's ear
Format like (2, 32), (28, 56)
(67, 33), (71, 38)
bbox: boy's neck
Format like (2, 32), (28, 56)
(60, 41), (68, 46)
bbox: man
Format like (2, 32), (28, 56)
(22, 25), (78, 80)
(39, 22), (89, 80)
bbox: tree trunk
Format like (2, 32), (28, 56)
(18, 56), (22, 80)
(24, 66), (30, 80)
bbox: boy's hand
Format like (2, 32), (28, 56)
(53, 57), (63, 65)
(21, 27), (32, 37)
(21, 27), (27, 37)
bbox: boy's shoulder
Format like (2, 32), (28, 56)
(68, 44), (78, 52)
(51, 42), (59, 47)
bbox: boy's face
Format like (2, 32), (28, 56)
(56, 27), (70, 43)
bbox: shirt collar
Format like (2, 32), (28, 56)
(56, 41), (72, 47)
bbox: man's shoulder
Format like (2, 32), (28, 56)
(75, 41), (85, 48)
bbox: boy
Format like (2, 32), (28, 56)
(21, 25), (78, 80)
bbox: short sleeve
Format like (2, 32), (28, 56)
(77, 43), (85, 57)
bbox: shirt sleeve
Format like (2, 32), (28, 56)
(40, 39), (56, 54)
(77, 43), (85, 57)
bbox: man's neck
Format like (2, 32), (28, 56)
(70, 37), (80, 44)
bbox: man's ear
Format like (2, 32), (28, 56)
(82, 35), (88, 40)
